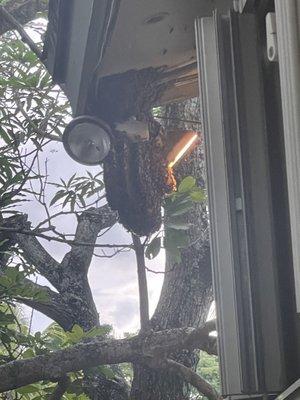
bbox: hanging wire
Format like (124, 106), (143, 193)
(153, 115), (202, 125)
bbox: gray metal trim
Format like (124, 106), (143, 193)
(215, 12), (259, 392)
(195, 15), (243, 396)
(196, 9), (288, 397)
(76, 0), (121, 115)
(275, 0), (300, 313)
(277, 379), (300, 400)
(43, 0), (73, 81)
(232, 12), (286, 392)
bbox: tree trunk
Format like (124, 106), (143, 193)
(130, 99), (213, 400)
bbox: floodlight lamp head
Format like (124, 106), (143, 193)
(62, 116), (111, 166)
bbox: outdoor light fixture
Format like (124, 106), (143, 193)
(62, 116), (111, 165)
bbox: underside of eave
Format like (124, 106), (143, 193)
(43, 0), (232, 116)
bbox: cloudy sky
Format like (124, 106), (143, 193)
(21, 139), (165, 337)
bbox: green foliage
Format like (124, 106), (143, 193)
(0, 303), (39, 365)
(119, 363), (134, 384)
(43, 322), (112, 349)
(50, 171), (104, 211)
(0, 26), (87, 399)
(0, 28), (70, 214)
(0, 267), (49, 303)
(198, 352), (220, 391)
(191, 352), (220, 400)
(0, 266), (49, 371)
(145, 176), (206, 262)
(145, 237), (161, 260)
(1, 321), (114, 399)
(0, 29), (103, 237)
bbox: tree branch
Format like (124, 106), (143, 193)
(163, 359), (221, 400)
(0, 226), (130, 250)
(17, 279), (74, 330)
(62, 206), (118, 274)
(0, 5), (44, 62)
(49, 376), (70, 400)
(132, 234), (149, 331)
(144, 355), (220, 400)
(1, 215), (61, 290)
(0, 0), (48, 36)
(0, 321), (217, 392)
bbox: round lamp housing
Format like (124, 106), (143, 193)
(62, 116), (111, 165)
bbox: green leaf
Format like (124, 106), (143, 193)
(165, 229), (189, 249)
(98, 366), (116, 380)
(178, 176), (196, 193)
(0, 275), (11, 288)
(78, 194), (86, 208)
(170, 247), (182, 263)
(22, 348), (35, 359)
(67, 173), (76, 186)
(165, 218), (192, 231)
(0, 238), (9, 248)
(190, 188), (206, 202)
(0, 312), (15, 326)
(145, 237), (161, 260)
(16, 384), (41, 395)
(32, 289), (49, 303)
(50, 190), (66, 206)
(65, 324), (85, 344)
(164, 229), (189, 263)
(62, 194), (71, 208)
(85, 325), (112, 338)
(167, 200), (194, 217)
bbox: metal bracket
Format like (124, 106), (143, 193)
(266, 12), (278, 62)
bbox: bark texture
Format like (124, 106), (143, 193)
(1, 206), (129, 400)
(130, 99), (213, 400)
(0, 321), (216, 393)
(0, 0), (48, 35)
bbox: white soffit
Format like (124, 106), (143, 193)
(97, 0), (231, 77)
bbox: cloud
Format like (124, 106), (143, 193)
(21, 141), (166, 336)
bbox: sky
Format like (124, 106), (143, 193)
(21, 139), (166, 337)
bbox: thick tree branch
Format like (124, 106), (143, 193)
(0, 0), (48, 36)
(0, 5), (43, 61)
(132, 234), (149, 331)
(17, 279), (74, 330)
(62, 206), (118, 274)
(145, 356), (220, 400)
(15, 233), (61, 289)
(163, 359), (221, 400)
(1, 215), (61, 290)
(0, 321), (217, 392)
(49, 376), (70, 400)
